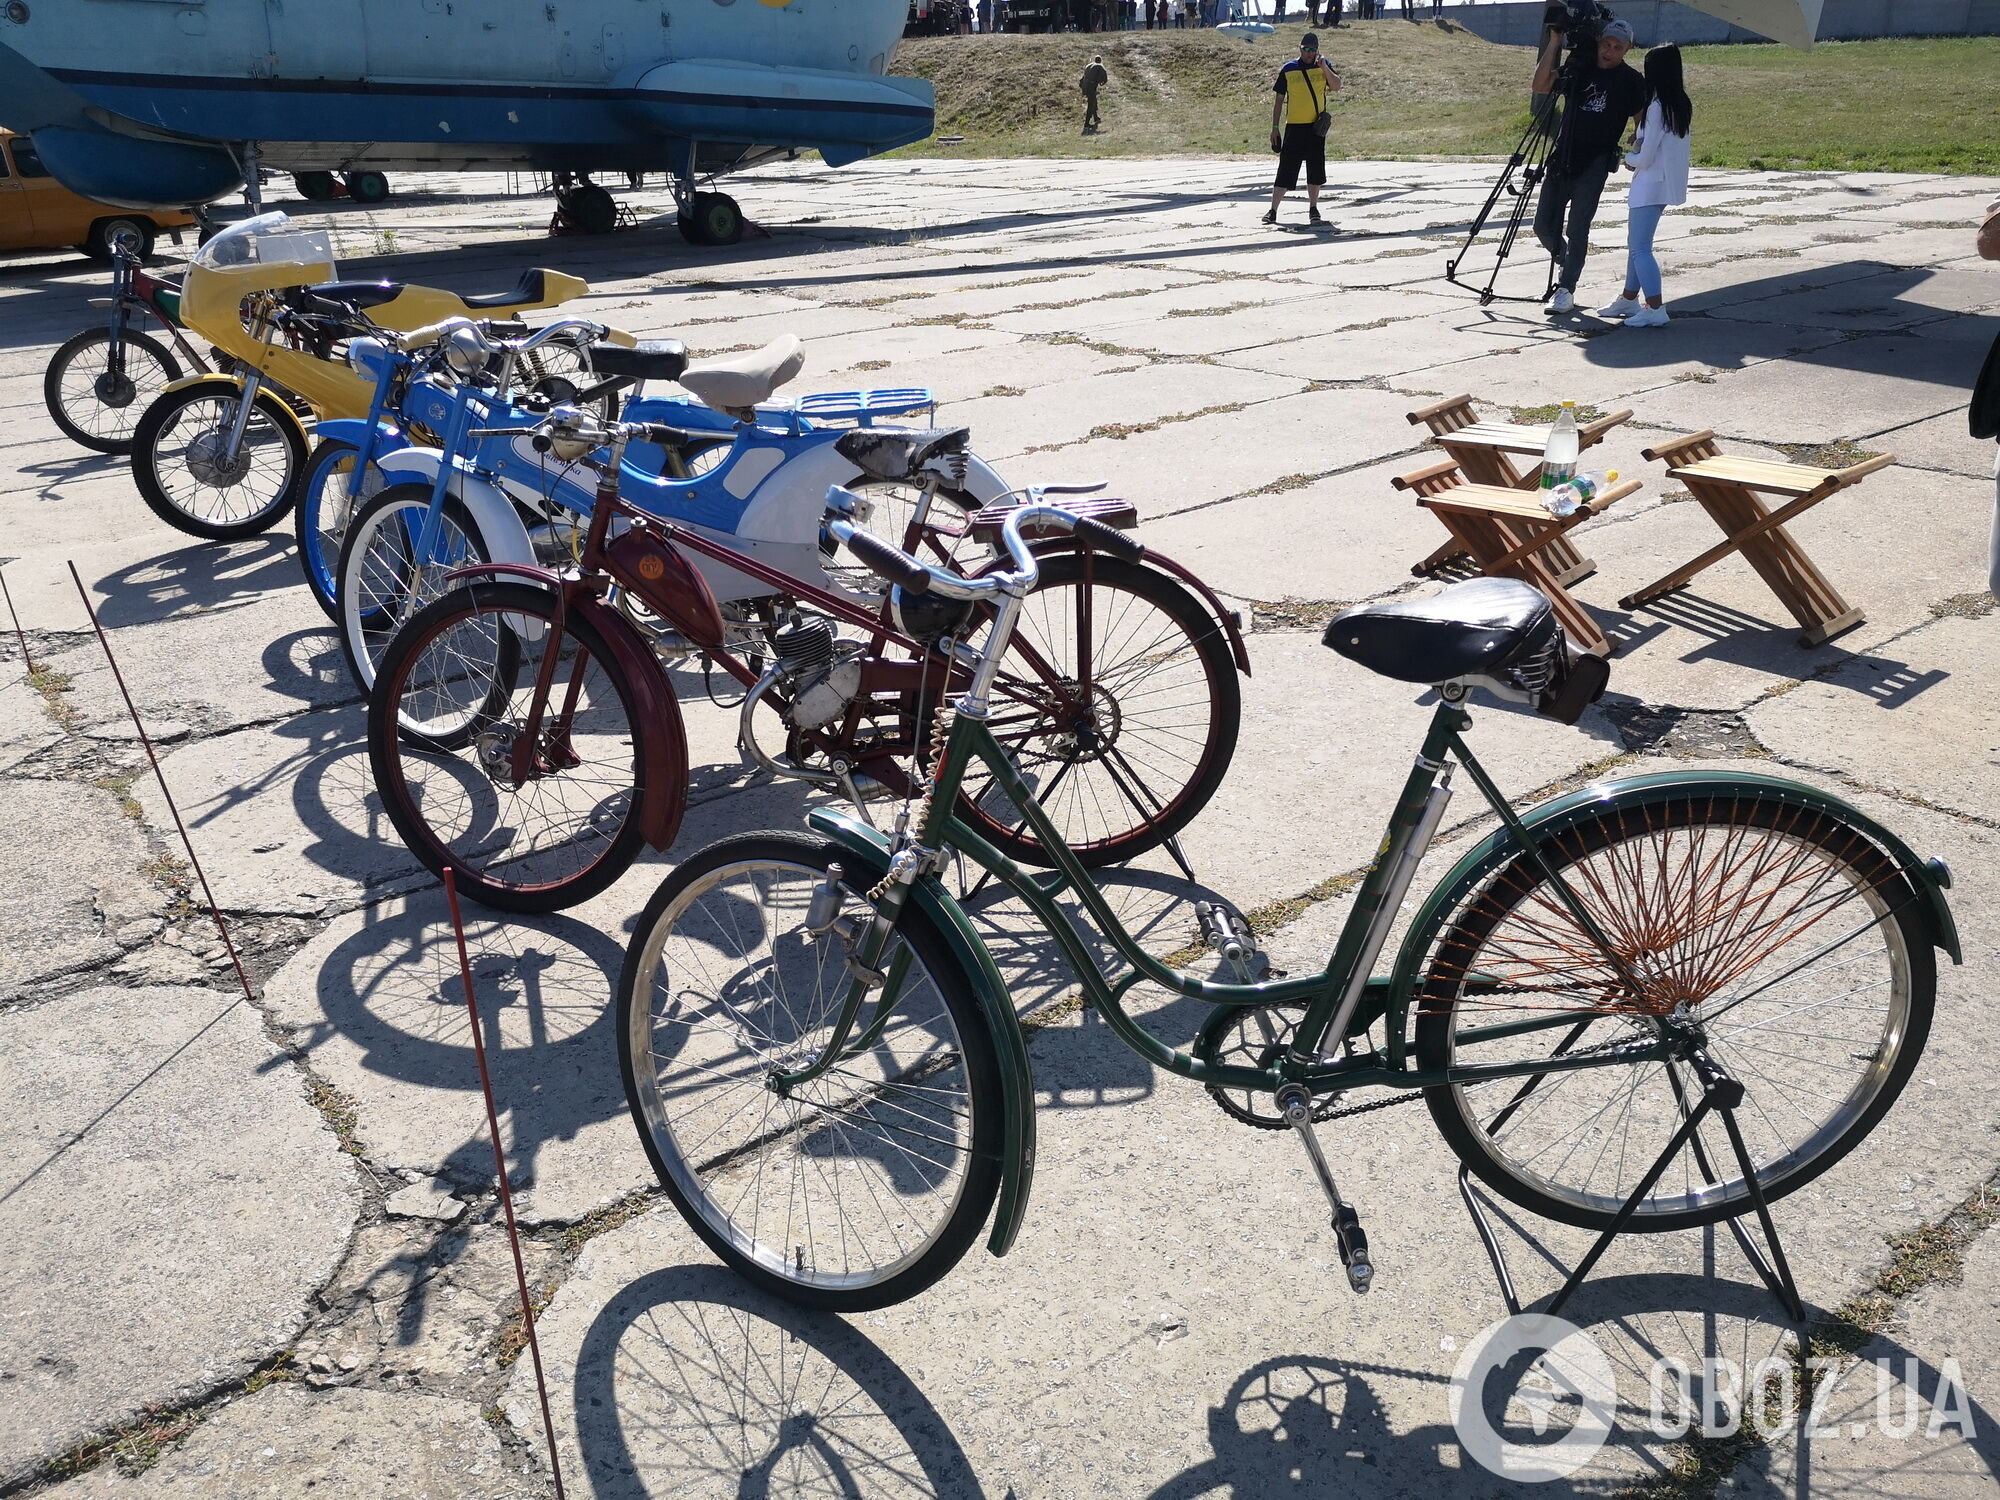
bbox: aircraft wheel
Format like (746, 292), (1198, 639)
(687, 192), (743, 247)
(344, 171), (391, 205)
(294, 171), (338, 201)
(563, 183), (619, 235)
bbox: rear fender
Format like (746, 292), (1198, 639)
(803, 807), (1038, 1259)
(1013, 537), (1252, 677)
(158, 372), (312, 448)
(435, 565), (691, 854)
(1385, 767), (1963, 1049)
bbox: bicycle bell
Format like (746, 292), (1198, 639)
(890, 584), (976, 644)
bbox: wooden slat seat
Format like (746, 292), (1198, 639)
(1623, 431), (1895, 647)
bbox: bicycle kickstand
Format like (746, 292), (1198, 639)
(1277, 1083), (1372, 1294)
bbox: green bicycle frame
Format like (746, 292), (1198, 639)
(791, 690), (1960, 1258)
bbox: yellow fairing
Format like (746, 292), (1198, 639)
(156, 371), (313, 445)
(178, 256), (596, 423)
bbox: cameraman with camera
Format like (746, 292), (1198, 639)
(1531, 5), (1645, 314)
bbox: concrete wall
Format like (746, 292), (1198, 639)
(1435, 0), (2000, 46)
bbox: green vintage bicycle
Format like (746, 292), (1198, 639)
(616, 498), (1960, 1313)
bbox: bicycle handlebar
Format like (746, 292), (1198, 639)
(824, 488), (1140, 601)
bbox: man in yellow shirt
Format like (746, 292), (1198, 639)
(1264, 34), (1342, 227)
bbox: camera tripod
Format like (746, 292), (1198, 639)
(1444, 51), (1586, 306)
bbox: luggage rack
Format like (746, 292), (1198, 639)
(756, 387), (938, 434)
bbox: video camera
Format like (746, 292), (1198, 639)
(1541, 0), (1613, 45)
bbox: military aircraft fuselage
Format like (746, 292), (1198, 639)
(0, 0), (930, 208)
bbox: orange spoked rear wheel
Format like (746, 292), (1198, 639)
(1417, 796), (1935, 1232)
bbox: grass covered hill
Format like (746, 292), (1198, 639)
(891, 23), (2000, 174)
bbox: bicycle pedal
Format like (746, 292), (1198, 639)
(1332, 1202), (1373, 1295)
(1195, 900), (1270, 982)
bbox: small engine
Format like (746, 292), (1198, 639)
(772, 615), (863, 732)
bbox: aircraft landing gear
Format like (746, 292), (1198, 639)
(679, 190), (744, 247)
(550, 173), (621, 235)
(343, 171), (391, 205)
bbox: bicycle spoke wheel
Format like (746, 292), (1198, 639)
(619, 833), (1002, 1311)
(960, 552), (1239, 866)
(1418, 795), (1935, 1231)
(370, 582), (652, 913)
(336, 484), (489, 692)
(294, 439), (385, 619)
(131, 383), (307, 539)
(44, 326), (180, 453)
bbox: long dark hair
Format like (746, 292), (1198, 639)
(1645, 44), (1693, 138)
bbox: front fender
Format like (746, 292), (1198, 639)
(804, 807), (1038, 1259)
(437, 565), (692, 854)
(160, 372), (312, 448)
(1386, 767), (1962, 1044)
(372, 451), (538, 571)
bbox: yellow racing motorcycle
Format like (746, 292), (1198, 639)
(126, 213), (600, 539)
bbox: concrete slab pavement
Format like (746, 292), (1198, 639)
(3, 151), (1998, 1493)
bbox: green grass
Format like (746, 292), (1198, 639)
(891, 24), (2000, 173)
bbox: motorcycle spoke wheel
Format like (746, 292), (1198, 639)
(132, 385), (306, 539)
(336, 486), (487, 691)
(44, 327), (179, 453)
(370, 582), (650, 913)
(960, 553), (1239, 866)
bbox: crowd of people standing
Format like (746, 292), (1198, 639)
(907, 0), (1448, 36)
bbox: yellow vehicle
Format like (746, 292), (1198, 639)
(0, 131), (196, 261)
(128, 212), (597, 539)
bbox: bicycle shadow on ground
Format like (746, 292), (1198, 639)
(1146, 1263), (1999, 1498)
(956, 859), (1256, 1113)
(88, 533), (304, 630)
(567, 1262), (982, 1500)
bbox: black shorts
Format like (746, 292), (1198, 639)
(1275, 124), (1326, 191)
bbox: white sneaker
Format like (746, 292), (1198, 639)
(1547, 286), (1575, 314)
(1626, 304), (1671, 327)
(1595, 295), (1641, 318)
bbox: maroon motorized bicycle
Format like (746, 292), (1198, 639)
(43, 242), (216, 454)
(367, 403), (1250, 912)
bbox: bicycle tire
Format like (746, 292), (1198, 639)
(370, 581), (652, 913)
(44, 326), (180, 454)
(1417, 793), (1936, 1233)
(294, 438), (386, 620)
(130, 382), (307, 540)
(335, 484), (490, 693)
(619, 831), (1003, 1311)
(959, 552), (1240, 867)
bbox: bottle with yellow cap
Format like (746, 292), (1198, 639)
(1544, 468), (1618, 518)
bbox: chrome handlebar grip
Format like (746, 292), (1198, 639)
(824, 497), (1081, 602)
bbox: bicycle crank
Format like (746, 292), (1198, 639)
(1277, 1083), (1373, 1294)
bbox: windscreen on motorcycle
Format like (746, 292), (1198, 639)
(191, 211), (336, 275)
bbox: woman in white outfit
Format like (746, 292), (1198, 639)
(1597, 44), (1692, 328)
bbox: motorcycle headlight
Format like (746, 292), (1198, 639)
(442, 324), (491, 379)
(345, 335), (390, 381)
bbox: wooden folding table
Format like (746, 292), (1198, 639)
(1405, 395), (1634, 584)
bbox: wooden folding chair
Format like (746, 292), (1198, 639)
(1623, 432), (1895, 647)
(1394, 461), (1643, 657)
(1405, 395), (1634, 584)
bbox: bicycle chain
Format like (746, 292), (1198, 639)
(1205, 1027), (1660, 1130)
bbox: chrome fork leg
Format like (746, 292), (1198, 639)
(1277, 1083), (1373, 1294)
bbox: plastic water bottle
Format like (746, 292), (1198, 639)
(1540, 401), (1580, 492)
(1543, 469), (1617, 518)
